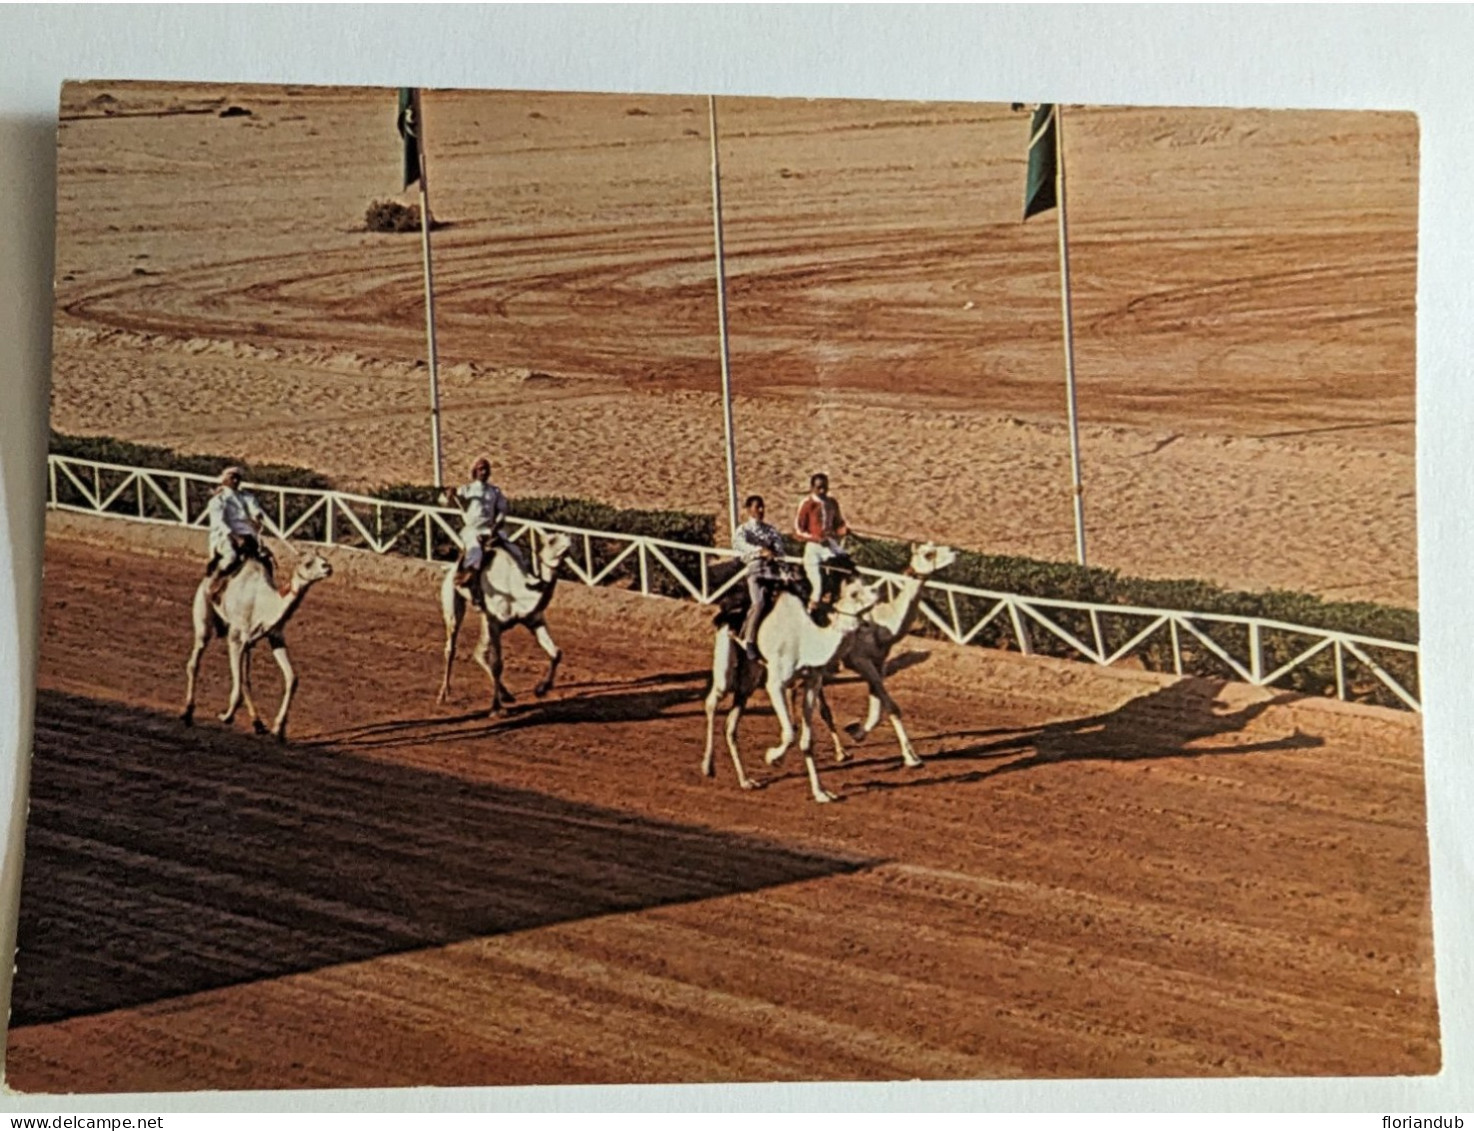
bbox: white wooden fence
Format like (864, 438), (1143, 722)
(46, 454), (1421, 712)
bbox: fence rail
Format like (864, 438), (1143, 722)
(46, 455), (1421, 712)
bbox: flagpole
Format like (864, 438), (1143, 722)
(708, 95), (740, 539)
(413, 90), (445, 490)
(1054, 105), (1087, 567)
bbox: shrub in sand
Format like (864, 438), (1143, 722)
(364, 200), (423, 233)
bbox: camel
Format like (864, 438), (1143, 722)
(816, 541), (958, 767)
(437, 531), (573, 714)
(702, 574), (882, 803)
(181, 546), (334, 742)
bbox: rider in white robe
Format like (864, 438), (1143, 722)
(448, 458), (531, 594)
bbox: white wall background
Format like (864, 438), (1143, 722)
(1, 5), (1471, 1113)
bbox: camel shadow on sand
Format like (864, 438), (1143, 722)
(843, 677), (1324, 794)
(302, 668), (711, 753)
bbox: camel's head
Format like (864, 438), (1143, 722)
(539, 531), (574, 570)
(832, 575), (883, 618)
(295, 551), (334, 584)
(908, 541), (958, 576)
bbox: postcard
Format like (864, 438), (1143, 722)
(5, 79), (1431, 1091)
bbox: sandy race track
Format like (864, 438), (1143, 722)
(4, 519), (1438, 1090)
(48, 83), (1418, 605)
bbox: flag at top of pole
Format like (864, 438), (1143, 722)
(397, 87), (423, 190)
(1023, 103), (1058, 220)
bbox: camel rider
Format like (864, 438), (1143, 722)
(205, 466), (274, 600)
(732, 494), (787, 660)
(446, 457), (533, 599)
(794, 472), (849, 612)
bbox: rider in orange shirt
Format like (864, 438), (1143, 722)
(793, 472), (848, 611)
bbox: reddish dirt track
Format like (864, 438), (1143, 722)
(4, 525), (1438, 1091)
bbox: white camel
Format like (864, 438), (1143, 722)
(702, 574), (882, 803)
(181, 546), (334, 742)
(438, 531), (573, 714)
(816, 541), (958, 767)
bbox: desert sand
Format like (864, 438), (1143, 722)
(48, 83), (1417, 604)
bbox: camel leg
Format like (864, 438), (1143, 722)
(181, 636), (207, 726)
(267, 635), (297, 743)
(812, 681), (848, 762)
(219, 632), (246, 724)
(889, 710), (921, 768)
(852, 656), (921, 767)
(240, 642), (270, 735)
(470, 614), (497, 712)
(724, 688), (761, 791)
(797, 682), (815, 756)
(471, 616), (508, 715)
(728, 654), (767, 790)
(800, 679), (838, 803)
(487, 615), (517, 706)
(438, 583), (466, 705)
(529, 617), (562, 698)
(181, 583), (213, 726)
(702, 631), (733, 778)
(493, 625), (516, 706)
(846, 691), (885, 745)
(763, 671), (797, 766)
(841, 657), (884, 745)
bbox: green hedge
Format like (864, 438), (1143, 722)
(846, 532), (1417, 641)
(844, 532), (1418, 709)
(49, 430), (334, 490)
(50, 432), (1418, 706)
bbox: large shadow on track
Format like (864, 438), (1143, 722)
(300, 668), (711, 753)
(851, 677), (1325, 792)
(11, 688), (875, 1027)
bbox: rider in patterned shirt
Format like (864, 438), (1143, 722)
(732, 494), (787, 659)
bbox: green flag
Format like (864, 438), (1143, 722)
(397, 87), (422, 189)
(1023, 102), (1058, 220)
